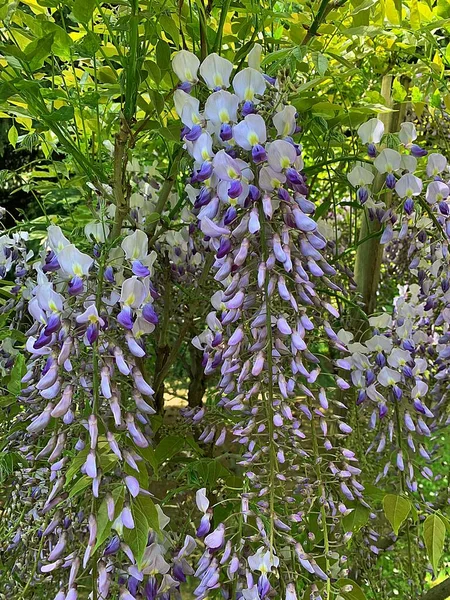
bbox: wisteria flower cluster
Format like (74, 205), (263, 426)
(4, 222), (167, 598)
(171, 46), (368, 599)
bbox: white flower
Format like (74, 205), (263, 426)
(411, 380), (428, 398)
(373, 148), (401, 174)
(233, 114), (267, 150)
(85, 222), (109, 243)
(425, 181), (449, 204)
(47, 225), (70, 254)
(259, 166), (286, 191)
(285, 583), (297, 600)
(233, 67), (266, 102)
(156, 505), (170, 530)
(337, 329), (353, 345)
(57, 244), (93, 277)
(200, 53), (233, 89)
(273, 105), (297, 137)
(172, 50), (200, 83)
(120, 277), (146, 308)
(191, 131), (214, 163)
(368, 313), (392, 329)
(395, 173), (422, 198)
(427, 153), (447, 177)
(365, 335), (392, 353)
(196, 488), (209, 513)
(377, 366), (401, 386)
(173, 89), (201, 125)
(398, 122), (417, 145)
(347, 165), (374, 187)
(247, 43), (263, 70)
(357, 118), (384, 144)
(204, 90), (239, 125)
(387, 348), (410, 368)
(248, 547), (279, 573)
(267, 139), (297, 172)
(76, 305), (105, 326)
(121, 229), (148, 262)
(400, 154), (417, 172)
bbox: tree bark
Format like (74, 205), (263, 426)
(420, 578), (450, 600)
(353, 75), (410, 316)
(188, 344), (207, 407)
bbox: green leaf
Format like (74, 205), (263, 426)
(68, 475), (91, 498)
(187, 458), (232, 487)
(40, 22), (73, 60)
(343, 504), (370, 533)
(160, 15), (179, 47)
(65, 447), (89, 484)
(8, 124), (18, 147)
(154, 435), (185, 464)
(437, 512), (450, 533)
(383, 494), (411, 535)
(124, 503), (148, 568)
(392, 78), (407, 102)
(25, 33), (55, 71)
(0, 82), (16, 102)
(45, 106), (75, 122)
(75, 31), (100, 57)
(135, 495), (160, 533)
(364, 484), (386, 504)
(423, 514), (446, 574)
(145, 60), (161, 85)
(93, 486), (125, 551)
(312, 52), (328, 76)
(72, 0), (95, 23)
(156, 40), (171, 70)
(335, 578), (368, 600)
(351, 0), (376, 14)
(139, 445), (159, 475)
(7, 354), (26, 395)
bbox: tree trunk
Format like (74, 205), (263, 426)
(420, 578), (450, 600)
(188, 344), (207, 407)
(354, 75), (410, 317)
(153, 343), (170, 413)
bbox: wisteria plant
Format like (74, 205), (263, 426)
(0, 2), (450, 600)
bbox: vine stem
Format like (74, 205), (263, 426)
(258, 201), (276, 555)
(393, 393), (415, 596)
(308, 398), (331, 598)
(18, 516), (49, 600)
(90, 254), (106, 600)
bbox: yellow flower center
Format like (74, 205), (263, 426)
(248, 132), (259, 146)
(219, 109), (229, 123)
(244, 87), (254, 101)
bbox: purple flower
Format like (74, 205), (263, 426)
(367, 143), (377, 157)
(44, 313), (61, 336)
(132, 260), (151, 277)
(118, 307), (134, 330)
(142, 303), (159, 325)
(242, 101), (255, 116)
(86, 323), (99, 344)
(68, 276), (83, 296)
(220, 123), (233, 141)
(185, 125), (203, 141)
(410, 144), (427, 157)
(251, 144), (267, 163)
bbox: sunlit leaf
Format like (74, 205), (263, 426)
(423, 514), (446, 574)
(383, 494), (411, 535)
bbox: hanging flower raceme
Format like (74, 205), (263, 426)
(6, 223), (167, 597)
(172, 47), (364, 599)
(344, 120), (450, 566)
